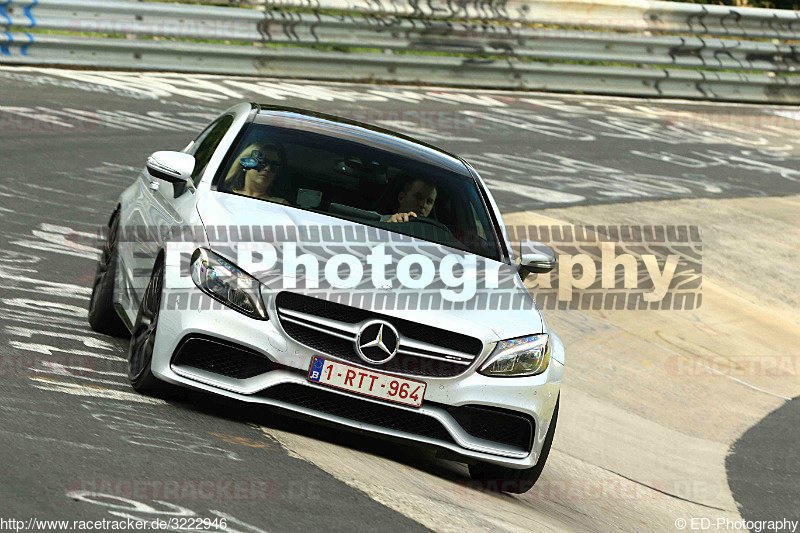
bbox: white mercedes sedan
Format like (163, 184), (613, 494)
(88, 103), (564, 493)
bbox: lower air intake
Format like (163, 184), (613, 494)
(258, 383), (455, 444)
(447, 404), (534, 451)
(172, 336), (274, 379)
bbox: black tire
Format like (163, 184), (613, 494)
(88, 208), (130, 337)
(468, 397), (559, 494)
(127, 259), (171, 397)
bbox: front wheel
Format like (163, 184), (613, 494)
(127, 259), (170, 397)
(468, 397), (559, 494)
(88, 208), (129, 337)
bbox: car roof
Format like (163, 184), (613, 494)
(253, 104), (471, 175)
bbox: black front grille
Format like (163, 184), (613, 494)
(275, 291), (483, 378)
(280, 320), (466, 378)
(259, 384), (455, 443)
(448, 405), (534, 451)
(276, 292), (483, 356)
(172, 336), (274, 379)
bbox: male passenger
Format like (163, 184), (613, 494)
(384, 177), (438, 223)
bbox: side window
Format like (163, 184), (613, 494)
(188, 115), (234, 186)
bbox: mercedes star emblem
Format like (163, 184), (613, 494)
(355, 320), (400, 364)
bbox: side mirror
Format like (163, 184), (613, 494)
(146, 151), (195, 184)
(146, 151), (196, 196)
(519, 239), (556, 280)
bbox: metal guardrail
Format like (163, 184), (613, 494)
(12, 0), (800, 41)
(1, 0), (799, 103)
(185, 0), (800, 40)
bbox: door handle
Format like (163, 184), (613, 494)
(149, 180), (160, 191)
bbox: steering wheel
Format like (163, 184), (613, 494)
(409, 216), (451, 232)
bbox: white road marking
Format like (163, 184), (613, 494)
(10, 341), (124, 361)
(6, 326), (116, 351)
(10, 232), (99, 260)
(2, 298), (89, 317)
(0, 405), (62, 418)
(483, 178), (586, 204)
(773, 110), (800, 121)
(0, 271), (92, 299)
(32, 365), (126, 387)
(3, 66), (792, 110)
(0, 106), (76, 128)
(29, 377), (166, 404)
(0, 429), (114, 452)
(2, 309), (93, 329)
(40, 361), (127, 377)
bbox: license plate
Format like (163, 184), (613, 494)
(307, 356), (426, 408)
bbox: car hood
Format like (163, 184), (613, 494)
(196, 192), (544, 342)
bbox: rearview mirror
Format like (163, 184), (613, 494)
(519, 240), (556, 280)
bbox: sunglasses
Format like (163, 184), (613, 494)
(239, 150), (280, 172)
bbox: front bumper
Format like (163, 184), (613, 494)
(151, 263), (563, 469)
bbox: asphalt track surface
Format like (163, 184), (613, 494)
(0, 66), (798, 532)
(727, 401), (800, 531)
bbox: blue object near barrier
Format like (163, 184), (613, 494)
(1, 30), (12, 55)
(0, 1), (12, 26)
(24, 0), (37, 28)
(20, 31), (32, 55)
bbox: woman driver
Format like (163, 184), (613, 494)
(224, 142), (290, 205)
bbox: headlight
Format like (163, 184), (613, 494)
(190, 248), (267, 320)
(479, 334), (550, 377)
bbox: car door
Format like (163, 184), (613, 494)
(129, 114), (235, 303)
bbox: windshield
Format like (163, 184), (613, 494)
(215, 121), (502, 261)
